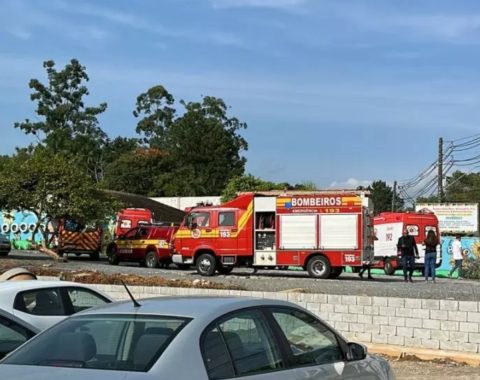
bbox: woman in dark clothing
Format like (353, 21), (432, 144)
(423, 230), (439, 282)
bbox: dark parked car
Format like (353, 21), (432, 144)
(0, 235), (11, 256)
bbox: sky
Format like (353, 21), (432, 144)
(1, 0), (480, 191)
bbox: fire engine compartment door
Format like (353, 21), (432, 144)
(319, 214), (358, 249)
(279, 214), (316, 249)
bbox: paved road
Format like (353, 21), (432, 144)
(4, 250), (480, 301)
(390, 359), (480, 379)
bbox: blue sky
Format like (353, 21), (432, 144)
(1, 0), (480, 191)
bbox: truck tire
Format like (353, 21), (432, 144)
(329, 267), (343, 279)
(196, 253), (217, 276)
(107, 246), (119, 265)
(384, 258), (396, 276)
(306, 255), (331, 279)
(217, 265), (233, 275)
(146, 251), (159, 269)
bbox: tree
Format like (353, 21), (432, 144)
(444, 171), (480, 203)
(14, 59), (108, 181)
(0, 149), (118, 260)
(366, 180), (404, 215)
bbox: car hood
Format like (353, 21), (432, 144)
(0, 365), (129, 380)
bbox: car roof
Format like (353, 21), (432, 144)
(77, 296), (294, 320)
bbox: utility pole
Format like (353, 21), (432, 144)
(392, 180), (397, 211)
(438, 137), (444, 202)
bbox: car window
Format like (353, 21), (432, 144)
(270, 308), (344, 367)
(218, 212), (235, 227)
(16, 288), (65, 316)
(124, 228), (139, 239)
(0, 315), (35, 359)
(3, 314), (190, 372)
(202, 309), (283, 379)
(65, 288), (110, 314)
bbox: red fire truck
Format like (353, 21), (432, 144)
(373, 211), (441, 275)
(172, 191), (375, 278)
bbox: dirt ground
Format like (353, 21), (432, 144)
(389, 357), (480, 379)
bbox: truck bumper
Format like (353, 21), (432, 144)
(172, 254), (193, 265)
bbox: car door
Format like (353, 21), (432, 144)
(267, 307), (386, 380)
(0, 312), (37, 359)
(62, 287), (111, 314)
(217, 211), (238, 256)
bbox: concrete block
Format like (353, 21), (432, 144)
(342, 331), (357, 341)
(313, 294), (328, 303)
(379, 306), (396, 317)
(328, 312), (343, 322)
(363, 306), (379, 315)
(335, 321), (349, 332)
(405, 337), (423, 348)
(389, 316), (406, 327)
(349, 305), (364, 314)
(423, 319), (441, 330)
(341, 295), (357, 305)
(334, 304), (349, 313)
(328, 295), (342, 305)
(421, 339), (440, 350)
(469, 333), (480, 344)
(422, 299), (440, 310)
(320, 303), (335, 313)
(459, 301), (478, 312)
(468, 312), (480, 323)
(412, 308), (430, 319)
(396, 308), (413, 318)
(448, 311), (467, 322)
(372, 334), (388, 344)
(440, 300), (459, 311)
(380, 325), (396, 336)
(405, 318), (423, 328)
(357, 315), (373, 324)
(355, 332), (372, 343)
(357, 296), (372, 306)
(460, 322), (479, 333)
(342, 314), (358, 323)
(441, 321), (459, 331)
(350, 323), (365, 333)
(307, 302), (320, 311)
(372, 297), (388, 307)
(430, 309), (448, 320)
(405, 298), (422, 309)
(431, 329), (449, 341)
(314, 311), (330, 321)
(364, 324), (380, 335)
(388, 335), (405, 346)
(388, 298), (405, 308)
(373, 316), (389, 326)
(458, 342), (479, 354)
(414, 328), (431, 340)
(450, 331), (469, 343)
(397, 327), (414, 338)
(440, 341), (459, 351)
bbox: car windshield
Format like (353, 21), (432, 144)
(3, 314), (190, 372)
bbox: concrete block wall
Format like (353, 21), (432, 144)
(94, 284), (480, 355)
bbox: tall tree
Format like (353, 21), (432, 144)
(366, 180), (404, 215)
(0, 149), (117, 260)
(14, 59), (108, 181)
(444, 171), (480, 203)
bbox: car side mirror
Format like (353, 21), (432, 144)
(347, 342), (367, 361)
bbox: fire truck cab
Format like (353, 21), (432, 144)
(172, 191), (375, 279)
(373, 211), (441, 275)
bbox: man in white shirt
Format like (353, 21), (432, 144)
(449, 235), (464, 279)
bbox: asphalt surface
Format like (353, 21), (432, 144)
(3, 250), (480, 301)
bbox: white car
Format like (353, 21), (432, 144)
(0, 280), (112, 331)
(0, 296), (395, 379)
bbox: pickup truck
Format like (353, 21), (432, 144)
(106, 224), (178, 268)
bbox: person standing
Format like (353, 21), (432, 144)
(449, 235), (464, 279)
(397, 229), (419, 283)
(423, 230), (439, 282)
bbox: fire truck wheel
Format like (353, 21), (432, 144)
(306, 255), (331, 279)
(384, 258), (396, 276)
(329, 267), (343, 279)
(107, 246), (119, 265)
(146, 251), (159, 269)
(196, 253), (217, 276)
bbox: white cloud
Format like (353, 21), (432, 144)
(329, 178), (371, 189)
(211, 0), (308, 10)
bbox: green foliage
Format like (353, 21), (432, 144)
(14, 59), (108, 181)
(0, 149), (118, 244)
(366, 180), (404, 215)
(444, 171), (480, 203)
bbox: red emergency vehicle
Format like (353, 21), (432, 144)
(373, 211), (441, 275)
(172, 191), (375, 278)
(57, 219), (102, 260)
(114, 208), (153, 238)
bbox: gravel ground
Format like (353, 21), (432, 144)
(389, 359), (480, 379)
(2, 250), (480, 300)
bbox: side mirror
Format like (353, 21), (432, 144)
(347, 342), (367, 361)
